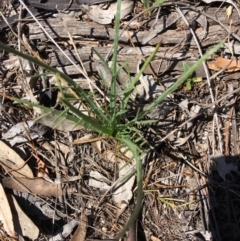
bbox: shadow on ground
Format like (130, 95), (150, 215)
(208, 155), (240, 241)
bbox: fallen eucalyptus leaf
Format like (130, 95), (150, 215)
(2, 177), (63, 197)
(7, 194), (39, 240)
(70, 213), (87, 241)
(0, 183), (15, 238)
(207, 57), (240, 72)
(0, 141), (33, 178)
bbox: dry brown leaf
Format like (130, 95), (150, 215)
(105, 148), (135, 218)
(42, 140), (70, 158)
(50, 141), (70, 157)
(226, 5), (233, 19)
(0, 141), (33, 178)
(36, 156), (49, 177)
(70, 213), (87, 241)
(2, 177), (63, 197)
(207, 57), (240, 72)
(71, 134), (104, 145)
(151, 236), (162, 241)
(7, 194), (39, 240)
(91, 140), (103, 154)
(0, 183), (15, 238)
(36, 112), (83, 132)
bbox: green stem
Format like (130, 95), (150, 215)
(0, 41), (109, 124)
(115, 139), (143, 239)
(140, 40), (224, 118)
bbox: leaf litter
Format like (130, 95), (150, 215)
(0, 0), (240, 241)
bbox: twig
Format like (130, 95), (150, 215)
(158, 86), (240, 143)
(176, 6), (224, 154)
(225, 84), (237, 155)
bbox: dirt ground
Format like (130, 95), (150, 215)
(0, 0), (240, 241)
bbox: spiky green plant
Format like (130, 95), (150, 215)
(0, 0), (224, 238)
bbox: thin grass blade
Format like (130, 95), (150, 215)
(115, 138), (143, 239)
(140, 40), (224, 118)
(0, 42), (109, 124)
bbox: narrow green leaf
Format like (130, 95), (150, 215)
(186, 81), (192, 90)
(0, 42), (109, 125)
(109, 0), (122, 126)
(192, 77), (202, 83)
(61, 99), (112, 135)
(183, 62), (191, 73)
(115, 138), (143, 239)
(135, 119), (157, 125)
(152, 0), (165, 8)
(92, 48), (111, 73)
(122, 42), (161, 110)
(140, 40), (224, 118)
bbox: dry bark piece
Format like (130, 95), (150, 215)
(88, 170), (111, 191)
(2, 177), (63, 197)
(224, 42), (240, 55)
(19, 192), (62, 220)
(27, 6), (240, 49)
(142, 9), (189, 44)
(48, 45), (206, 76)
(201, 0), (240, 20)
